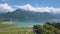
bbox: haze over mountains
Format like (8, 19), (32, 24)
(0, 3), (60, 22)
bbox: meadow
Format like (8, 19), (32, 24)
(0, 24), (34, 34)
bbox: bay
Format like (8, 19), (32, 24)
(2, 21), (44, 27)
(2, 19), (60, 27)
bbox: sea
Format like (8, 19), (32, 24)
(1, 19), (60, 27)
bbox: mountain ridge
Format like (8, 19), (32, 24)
(0, 9), (60, 22)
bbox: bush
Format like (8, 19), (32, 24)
(33, 22), (60, 34)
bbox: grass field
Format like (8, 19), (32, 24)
(0, 31), (34, 34)
(0, 24), (34, 34)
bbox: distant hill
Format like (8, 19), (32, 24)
(0, 9), (58, 22)
(53, 13), (60, 19)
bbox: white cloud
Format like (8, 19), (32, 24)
(0, 3), (14, 13)
(15, 4), (60, 13)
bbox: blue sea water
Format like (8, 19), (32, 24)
(2, 19), (60, 27)
(2, 21), (44, 27)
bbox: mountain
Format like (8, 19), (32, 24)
(0, 9), (55, 22)
(53, 13), (60, 19)
(0, 3), (60, 22)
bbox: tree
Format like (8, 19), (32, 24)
(33, 22), (60, 34)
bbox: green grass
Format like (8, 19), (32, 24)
(0, 31), (34, 34)
(0, 24), (34, 34)
(0, 24), (16, 28)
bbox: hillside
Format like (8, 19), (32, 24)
(0, 9), (55, 22)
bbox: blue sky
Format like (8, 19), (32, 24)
(0, 0), (60, 8)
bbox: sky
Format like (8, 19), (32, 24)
(0, 0), (60, 7)
(0, 0), (60, 13)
